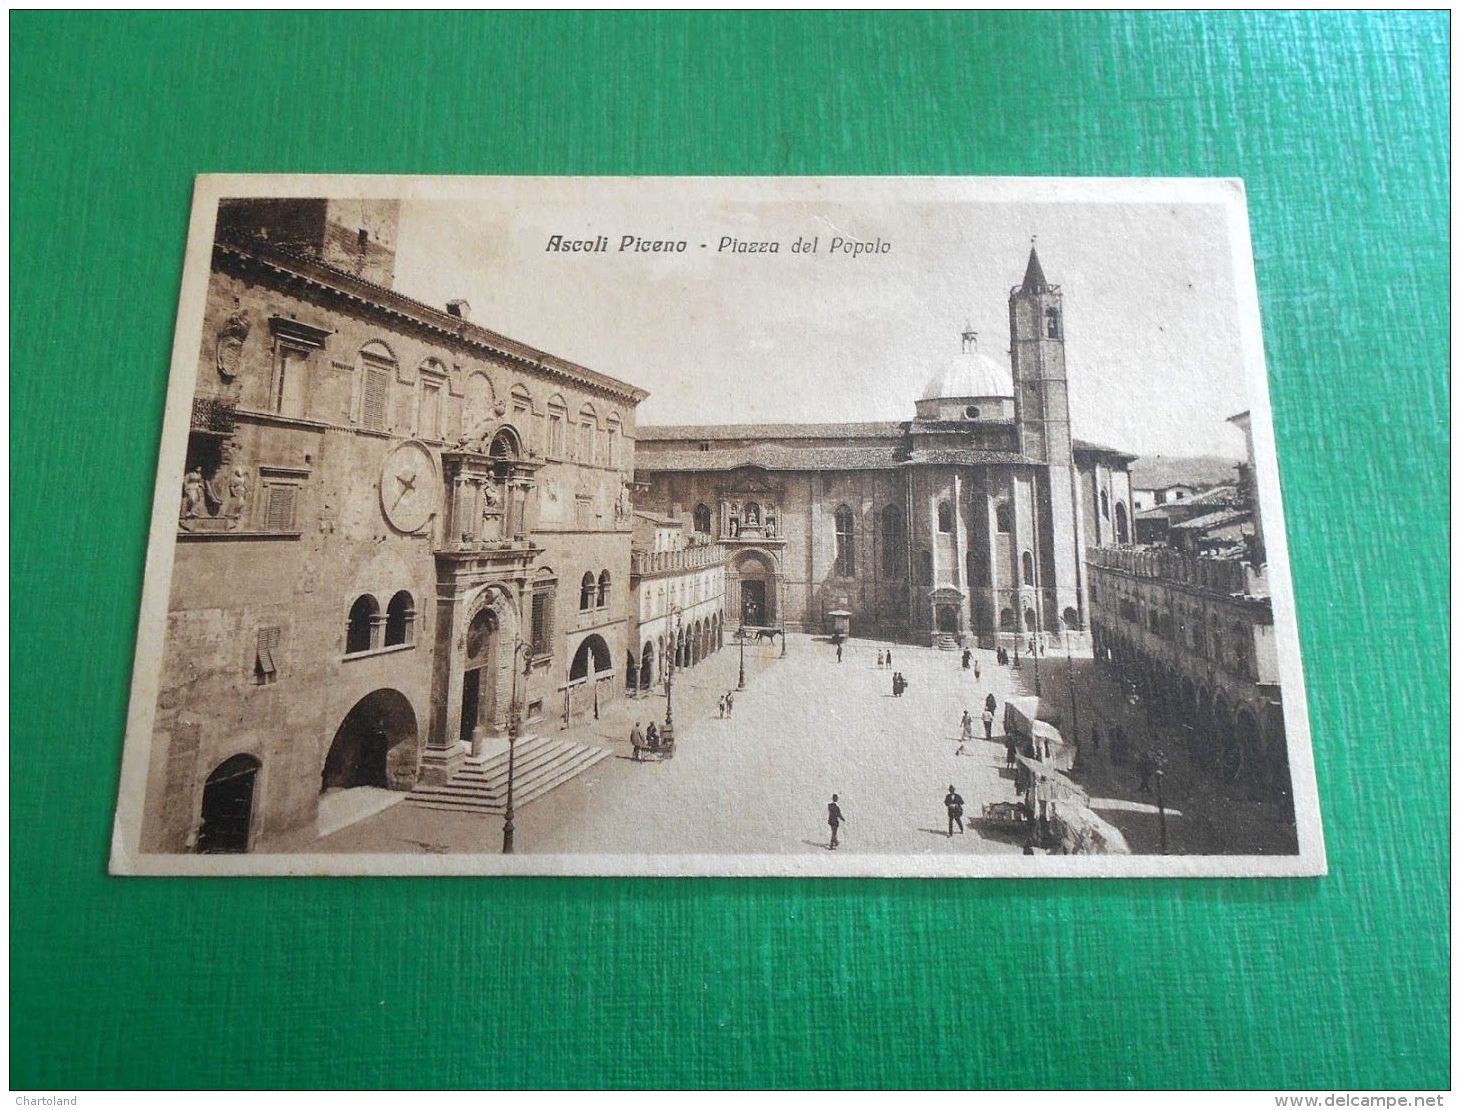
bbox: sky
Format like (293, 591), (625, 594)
(393, 190), (1254, 458)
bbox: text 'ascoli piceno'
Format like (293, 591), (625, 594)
(544, 234), (893, 257)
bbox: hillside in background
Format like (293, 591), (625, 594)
(1129, 454), (1243, 490)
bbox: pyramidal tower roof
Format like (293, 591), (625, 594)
(1020, 245), (1049, 294)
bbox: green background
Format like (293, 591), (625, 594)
(10, 12), (1450, 1090)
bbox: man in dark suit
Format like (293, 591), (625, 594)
(944, 785), (965, 837)
(827, 794), (846, 850)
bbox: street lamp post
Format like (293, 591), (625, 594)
(737, 622), (747, 690)
(661, 606), (682, 748)
(1155, 768), (1168, 855)
(1065, 627), (1079, 745)
(502, 639), (533, 855)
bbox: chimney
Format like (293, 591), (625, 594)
(446, 299), (471, 321)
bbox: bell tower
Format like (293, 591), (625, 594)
(1009, 245), (1081, 634)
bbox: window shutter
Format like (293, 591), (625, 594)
(265, 485), (297, 531)
(256, 626), (280, 679)
(363, 365), (389, 430)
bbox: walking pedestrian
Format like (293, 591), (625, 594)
(876, 649), (884, 669)
(886, 650), (893, 669)
(957, 709), (973, 756)
(725, 691), (734, 718)
(973, 659), (981, 681)
(646, 721), (659, 749)
(982, 706), (995, 742)
(827, 794), (845, 850)
(961, 648), (971, 670)
(944, 785), (965, 837)
(718, 694), (726, 719)
(836, 641), (843, 664)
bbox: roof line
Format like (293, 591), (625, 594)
(216, 233), (650, 405)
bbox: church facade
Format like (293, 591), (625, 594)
(634, 250), (1136, 647)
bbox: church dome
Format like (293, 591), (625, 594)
(920, 346), (1013, 400)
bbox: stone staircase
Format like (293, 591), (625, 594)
(405, 736), (612, 816)
(933, 633), (960, 651)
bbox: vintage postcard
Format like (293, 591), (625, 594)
(110, 175), (1325, 877)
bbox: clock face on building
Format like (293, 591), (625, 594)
(379, 441), (438, 533)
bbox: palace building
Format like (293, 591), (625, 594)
(633, 249), (1136, 648)
(144, 198), (646, 852)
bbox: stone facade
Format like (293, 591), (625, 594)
(634, 250), (1136, 647)
(143, 198), (646, 852)
(1086, 545), (1289, 804)
(627, 512), (729, 692)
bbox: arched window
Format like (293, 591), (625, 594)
(597, 569), (611, 608)
(579, 572), (595, 611)
(1115, 502), (1130, 544)
(834, 505), (855, 577)
(881, 504), (906, 577)
(1100, 489), (1110, 519)
(510, 384), (534, 450)
(996, 501), (1013, 533)
(1062, 606), (1080, 631)
(1024, 607), (1038, 631)
(693, 504), (712, 534)
(1045, 306), (1061, 339)
(937, 500), (954, 533)
(346, 594), (379, 654)
(918, 549), (933, 586)
(1022, 550), (1035, 585)
(999, 608), (1016, 632)
(384, 590), (415, 646)
(578, 403), (599, 464)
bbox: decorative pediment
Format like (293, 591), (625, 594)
(930, 586), (967, 602)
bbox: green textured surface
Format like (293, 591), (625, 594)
(10, 11), (1450, 1091)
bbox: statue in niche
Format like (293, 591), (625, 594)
(615, 479), (632, 524)
(180, 469), (207, 528)
(746, 502), (761, 526)
(766, 508), (778, 538)
(728, 500), (741, 538)
(223, 468), (250, 530)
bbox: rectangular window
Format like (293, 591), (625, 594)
(530, 590), (553, 657)
(418, 378), (443, 439)
(362, 362), (390, 431)
(274, 347), (308, 418)
(254, 626), (280, 685)
(263, 484), (299, 531)
(549, 413), (564, 457)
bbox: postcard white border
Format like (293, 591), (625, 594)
(110, 174), (1326, 879)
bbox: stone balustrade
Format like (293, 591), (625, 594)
(1087, 544), (1267, 597)
(631, 543), (727, 577)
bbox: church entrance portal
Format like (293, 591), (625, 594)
(935, 604), (959, 634)
(198, 754), (261, 853)
(740, 580), (767, 626)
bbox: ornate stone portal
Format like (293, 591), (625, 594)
(421, 424), (544, 784)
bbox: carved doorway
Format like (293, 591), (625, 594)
(936, 604), (960, 634)
(461, 608), (500, 742)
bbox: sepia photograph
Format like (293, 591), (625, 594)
(110, 174), (1324, 877)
